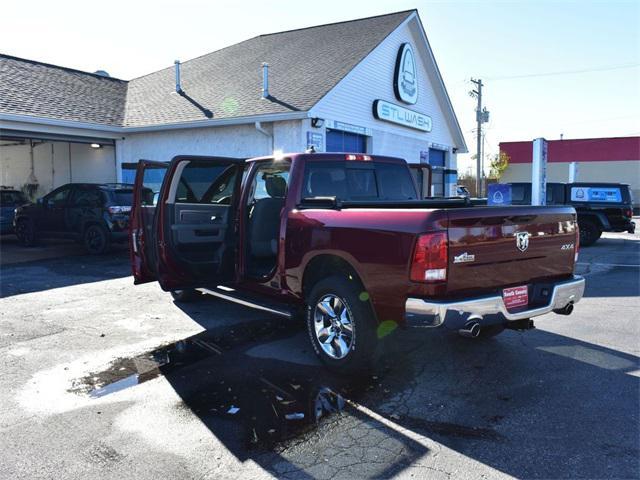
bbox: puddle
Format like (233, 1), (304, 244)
(69, 318), (294, 398)
(70, 318), (498, 451)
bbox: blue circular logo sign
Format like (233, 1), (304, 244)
(394, 43), (418, 105)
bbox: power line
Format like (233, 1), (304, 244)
(485, 62), (640, 81)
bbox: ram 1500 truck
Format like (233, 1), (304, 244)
(130, 153), (585, 372)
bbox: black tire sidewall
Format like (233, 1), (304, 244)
(84, 225), (110, 254)
(579, 221), (600, 247)
(306, 275), (376, 373)
(16, 219), (36, 246)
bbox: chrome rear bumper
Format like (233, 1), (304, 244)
(405, 275), (585, 328)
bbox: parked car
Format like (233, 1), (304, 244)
(0, 187), (28, 234)
(130, 153), (584, 372)
(13, 183), (134, 254)
(455, 185), (471, 198)
(506, 182), (635, 246)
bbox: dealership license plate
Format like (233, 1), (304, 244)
(503, 285), (528, 310)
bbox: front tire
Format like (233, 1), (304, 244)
(15, 218), (37, 246)
(83, 224), (110, 255)
(306, 276), (377, 373)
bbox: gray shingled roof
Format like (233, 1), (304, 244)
(124, 10), (412, 126)
(0, 55), (127, 125)
(0, 10), (412, 127)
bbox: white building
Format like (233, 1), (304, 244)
(0, 10), (467, 199)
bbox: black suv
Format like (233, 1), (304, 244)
(13, 183), (133, 254)
(507, 182), (635, 246)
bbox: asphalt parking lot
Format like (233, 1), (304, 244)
(0, 231), (638, 479)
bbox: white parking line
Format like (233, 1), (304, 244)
(577, 262), (640, 268)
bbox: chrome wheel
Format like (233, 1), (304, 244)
(313, 294), (354, 360)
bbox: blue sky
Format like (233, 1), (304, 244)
(1, 0), (638, 173)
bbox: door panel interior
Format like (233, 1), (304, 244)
(155, 156), (244, 290)
(170, 203), (230, 253)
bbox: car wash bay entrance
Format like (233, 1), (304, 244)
(0, 131), (117, 200)
(325, 129), (367, 153)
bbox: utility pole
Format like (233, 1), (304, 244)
(470, 78), (488, 196)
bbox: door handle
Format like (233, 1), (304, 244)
(131, 229), (139, 253)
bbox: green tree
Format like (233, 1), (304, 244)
(488, 152), (510, 179)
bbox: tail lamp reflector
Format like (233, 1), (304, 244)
(410, 232), (448, 283)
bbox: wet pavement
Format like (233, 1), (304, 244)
(0, 231), (638, 479)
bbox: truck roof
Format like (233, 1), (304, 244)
(247, 152), (408, 164)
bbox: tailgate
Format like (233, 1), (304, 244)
(446, 206), (577, 297)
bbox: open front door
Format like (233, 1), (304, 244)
(408, 164), (432, 198)
(155, 155), (245, 291)
(130, 160), (169, 284)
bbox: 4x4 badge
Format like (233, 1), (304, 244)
(515, 231), (530, 252)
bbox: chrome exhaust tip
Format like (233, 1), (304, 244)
(458, 318), (481, 338)
(553, 302), (574, 316)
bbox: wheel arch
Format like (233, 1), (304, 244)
(81, 219), (108, 235)
(301, 253), (366, 302)
(578, 212), (609, 231)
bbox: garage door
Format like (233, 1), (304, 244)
(326, 129), (367, 153)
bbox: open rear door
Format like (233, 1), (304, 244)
(130, 160), (169, 284)
(154, 155), (245, 291)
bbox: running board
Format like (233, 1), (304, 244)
(197, 287), (294, 318)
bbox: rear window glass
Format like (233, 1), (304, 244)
(1, 191), (27, 205)
(110, 191), (134, 206)
(302, 161), (417, 201)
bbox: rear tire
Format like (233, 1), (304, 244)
(15, 218), (37, 247)
(83, 224), (110, 255)
(170, 289), (201, 303)
(306, 275), (377, 374)
(578, 220), (601, 247)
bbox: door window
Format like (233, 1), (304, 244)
(175, 163), (238, 205)
(69, 188), (104, 208)
(47, 187), (72, 207)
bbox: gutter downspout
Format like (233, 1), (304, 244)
(255, 121), (274, 154)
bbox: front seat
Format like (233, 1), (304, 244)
(249, 176), (286, 258)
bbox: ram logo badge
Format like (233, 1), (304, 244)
(453, 252), (475, 264)
(515, 231), (530, 252)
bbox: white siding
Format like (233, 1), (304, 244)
(118, 120), (309, 174)
(309, 15), (457, 164)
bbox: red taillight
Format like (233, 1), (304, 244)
(410, 232), (448, 283)
(624, 208), (633, 218)
(345, 154), (372, 161)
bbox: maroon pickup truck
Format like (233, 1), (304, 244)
(130, 153), (585, 372)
